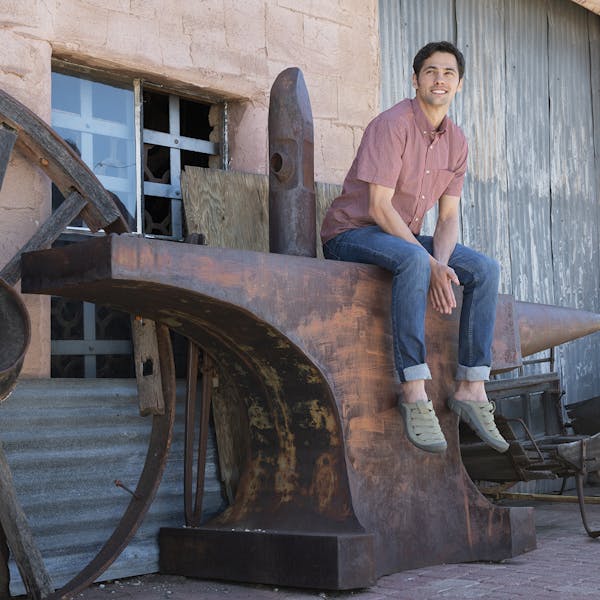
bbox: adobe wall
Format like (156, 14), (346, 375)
(0, 0), (380, 377)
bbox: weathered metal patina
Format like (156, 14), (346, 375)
(268, 67), (316, 257)
(20, 233), (600, 589)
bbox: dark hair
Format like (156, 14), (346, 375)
(413, 41), (465, 80)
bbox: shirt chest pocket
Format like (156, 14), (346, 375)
(431, 169), (455, 199)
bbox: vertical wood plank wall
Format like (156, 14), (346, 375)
(379, 0), (600, 404)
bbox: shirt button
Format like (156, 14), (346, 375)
(415, 217), (419, 222)
(425, 170), (430, 174)
(421, 195), (425, 199)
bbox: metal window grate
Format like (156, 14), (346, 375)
(49, 70), (221, 378)
(142, 90), (219, 239)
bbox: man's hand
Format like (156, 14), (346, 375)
(429, 259), (459, 314)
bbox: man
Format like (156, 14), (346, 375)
(320, 41), (508, 454)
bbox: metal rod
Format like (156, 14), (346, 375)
(503, 417), (545, 462)
(488, 491), (600, 504)
(114, 479), (141, 500)
(575, 472), (600, 538)
(192, 353), (213, 526)
(183, 341), (199, 527)
(133, 79), (143, 235)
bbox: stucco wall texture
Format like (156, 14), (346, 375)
(0, 0), (380, 377)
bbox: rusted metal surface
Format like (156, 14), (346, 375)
(471, 427), (600, 540)
(516, 301), (600, 358)
(184, 352), (214, 528)
(460, 370), (600, 540)
(184, 340), (200, 527)
(575, 472), (600, 538)
(27, 234), (599, 586)
(183, 232), (212, 528)
(268, 68), (316, 257)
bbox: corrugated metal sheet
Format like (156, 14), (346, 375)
(456, 0), (512, 293)
(593, 10), (600, 203)
(504, 0), (554, 372)
(0, 379), (224, 596)
(379, 0), (600, 402)
(505, 0), (554, 306)
(548, 0), (600, 403)
(379, 0), (455, 235)
(379, 0), (455, 111)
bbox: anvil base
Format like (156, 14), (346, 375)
(159, 527), (376, 590)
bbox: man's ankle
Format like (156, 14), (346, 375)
(401, 380), (427, 404)
(454, 380), (487, 403)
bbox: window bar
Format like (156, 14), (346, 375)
(169, 95), (183, 239)
(83, 301), (96, 378)
(79, 79), (94, 174)
(134, 79), (143, 234)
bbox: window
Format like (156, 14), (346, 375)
(50, 66), (224, 377)
(143, 89), (218, 237)
(52, 73), (137, 228)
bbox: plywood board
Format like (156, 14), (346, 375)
(181, 167), (340, 259)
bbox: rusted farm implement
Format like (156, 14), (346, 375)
(460, 372), (600, 538)
(1, 69), (600, 598)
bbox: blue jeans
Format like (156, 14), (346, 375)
(323, 226), (500, 383)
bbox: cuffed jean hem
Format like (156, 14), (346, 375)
(455, 364), (491, 381)
(403, 363), (432, 382)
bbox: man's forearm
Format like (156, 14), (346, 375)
(368, 184), (422, 245)
(432, 217), (458, 265)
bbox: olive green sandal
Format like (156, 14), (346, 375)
(398, 400), (447, 454)
(448, 397), (509, 453)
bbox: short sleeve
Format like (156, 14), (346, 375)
(355, 117), (406, 189)
(443, 137), (468, 197)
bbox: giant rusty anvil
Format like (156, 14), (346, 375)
(18, 68), (600, 590)
(20, 233), (600, 589)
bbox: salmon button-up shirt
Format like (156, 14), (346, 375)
(320, 98), (468, 243)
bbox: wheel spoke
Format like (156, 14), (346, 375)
(0, 445), (54, 600)
(0, 190), (87, 287)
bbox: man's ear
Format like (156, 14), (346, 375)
(412, 72), (418, 90)
(457, 78), (464, 92)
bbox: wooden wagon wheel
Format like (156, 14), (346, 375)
(0, 88), (176, 600)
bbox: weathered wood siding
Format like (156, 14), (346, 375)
(182, 168), (340, 259)
(379, 0), (600, 405)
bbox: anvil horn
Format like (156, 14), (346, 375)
(516, 301), (600, 358)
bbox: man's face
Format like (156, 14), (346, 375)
(412, 51), (463, 109)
